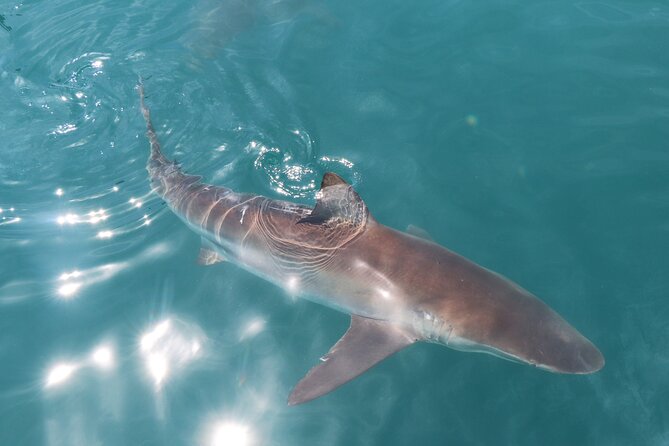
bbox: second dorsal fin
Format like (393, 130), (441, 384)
(298, 173), (369, 226)
(406, 224), (435, 242)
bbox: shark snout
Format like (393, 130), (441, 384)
(489, 291), (605, 375)
(527, 317), (605, 375)
(539, 335), (605, 374)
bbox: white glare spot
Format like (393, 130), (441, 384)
(9, 207), (15, 212)
(191, 341), (201, 354)
(319, 155), (354, 169)
(58, 282), (82, 298)
(112, 185), (119, 192)
(286, 276), (300, 294)
(57, 210), (108, 226)
(55, 188), (64, 197)
(57, 213), (79, 225)
(59, 270), (81, 281)
(46, 363), (78, 388)
(141, 319), (171, 352)
(97, 230), (114, 239)
(147, 353), (168, 386)
(60, 95), (68, 102)
(285, 165), (309, 181)
(376, 288), (391, 300)
(239, 318), (266, 341)
(65, 213), (79, 224)
(53, 263), (128, 301)
(91, 59), (104, 69)
(75, 91), (85, 99)
(54, 123), (77, 135)
(0, 208), (3, 213)
(129, 197), (143, 208)
(91, 345), (115, 370)
(139, 318), (205, 390)
(211, 422), (252, 446)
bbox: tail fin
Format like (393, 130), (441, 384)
(138, 79), (201, 200)
(138, 79), (170, 168)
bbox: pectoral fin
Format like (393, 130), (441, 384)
(288, 316), (416, 405)
(197, 248), (225, 265)
(197, 237), (226, 265)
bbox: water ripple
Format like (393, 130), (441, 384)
(247, 128), (358, 198)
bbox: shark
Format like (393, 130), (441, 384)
(138, 84), (604, 405)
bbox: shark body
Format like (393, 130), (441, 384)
(139, 85), (604, 405)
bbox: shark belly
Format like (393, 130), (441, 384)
(204, 227), (410, 321)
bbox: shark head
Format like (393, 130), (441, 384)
(495, 293), (605, 374)
(428, 263), (604, 374)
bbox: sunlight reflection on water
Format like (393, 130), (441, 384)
(44, 342), (117, 389)
(3, 0), (658, 443)
(207, 421), (254, 446)
(139, 317), (206, 390)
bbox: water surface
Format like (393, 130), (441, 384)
(1, 0), (668, 444)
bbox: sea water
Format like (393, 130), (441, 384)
(0, 0), (667, 444)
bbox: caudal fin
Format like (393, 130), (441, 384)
(138, 80), (201, 200)
(137, 79), (170, 168)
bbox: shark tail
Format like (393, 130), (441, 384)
(138, 79), (170, 168)
(138, 80), (202, 201)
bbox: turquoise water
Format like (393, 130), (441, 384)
(1, 0), (668, 444)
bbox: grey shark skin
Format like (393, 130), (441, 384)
(138, 85), (604, 405)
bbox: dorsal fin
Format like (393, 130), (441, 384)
(320, 172), (348, 188)
(297, 173), (369, 226)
